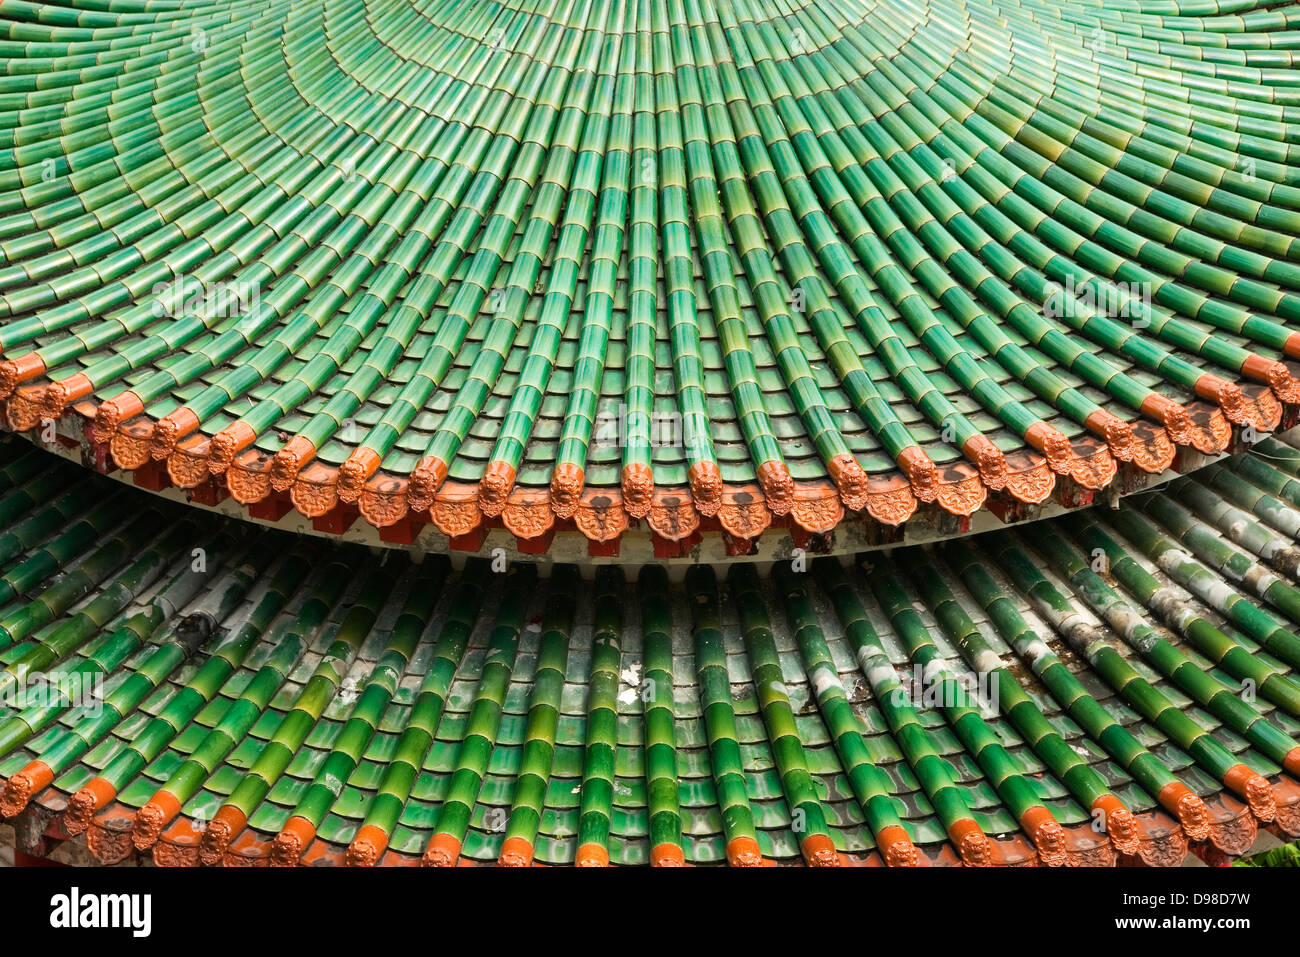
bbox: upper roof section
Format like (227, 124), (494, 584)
(1, 0), (1299, 550)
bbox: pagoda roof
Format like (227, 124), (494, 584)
(3, 432), (1300, 866)
(1, 0), (1299, 549)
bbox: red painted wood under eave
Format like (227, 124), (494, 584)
(188, 480), (228, 507)
(82, 424), (117, 474)
(984, 493), (1026, 524)
(312, 504), (358, 535)
(1057, 483), (1094, 509)
(132, 460), (171, 491)
(722, 531), (760, 557)
(652, 531), (701, 558)
(248, 492), (292, 522)
(14, 849), (65, 867)
(379, 517), (420, 545)
(448, 526), (488, 552)
(516, 526), (557, 554)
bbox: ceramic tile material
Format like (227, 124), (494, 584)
(2, 431), (1300, 866)
(1, 0), (1299, 551)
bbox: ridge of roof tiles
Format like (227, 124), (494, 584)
(2, 0), (1300, 548)
(4, 432), (1300, 866)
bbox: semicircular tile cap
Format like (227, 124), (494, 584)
(337, 448), (383, 503)
(271, 436), (317, 491)
(550, 462), (585, 518)
(405, 455), (448, 512)
(208, 421), (258, 473)
(90, 394), (140, 445)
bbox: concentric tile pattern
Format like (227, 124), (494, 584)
(3, 433), (1300, 866)
(1, 0), (1299, 547)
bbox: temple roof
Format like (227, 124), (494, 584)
(4, 0), (1300, 876)
(3, 431), (1300, 866)
(2, 0), (1299, 549)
